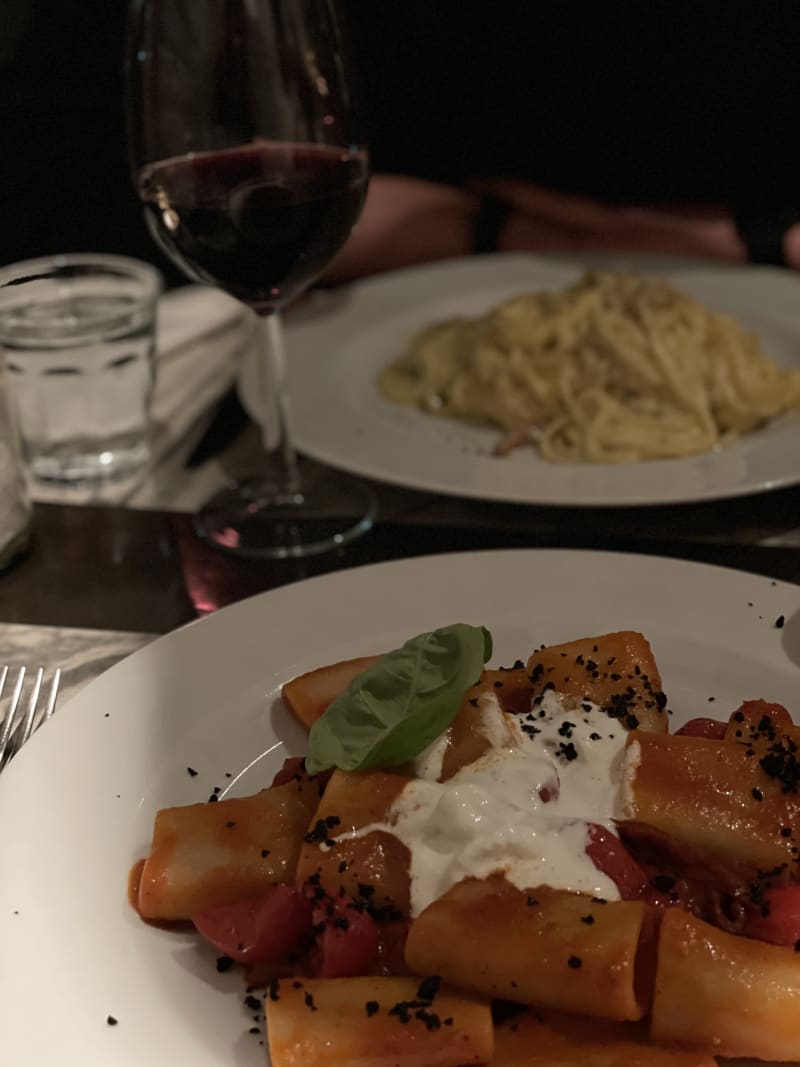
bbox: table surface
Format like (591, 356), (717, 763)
(2, 448), (800, 637)
(2, 300), (800, 710)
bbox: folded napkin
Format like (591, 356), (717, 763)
(150, 285), (255, 461)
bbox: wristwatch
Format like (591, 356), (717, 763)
(471, 193), (513, 254)
(733, 204), (800, 268)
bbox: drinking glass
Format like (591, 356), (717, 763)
(126, 0), (375, 557)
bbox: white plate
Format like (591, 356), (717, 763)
(239, 253), (800, 507)
(1, 548), (799, 1067)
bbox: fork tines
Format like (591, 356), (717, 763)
(0, 666), (61, 770)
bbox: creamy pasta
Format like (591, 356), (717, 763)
(378, 270), (800, 463)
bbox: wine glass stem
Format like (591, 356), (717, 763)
(256, 310), (300, 494)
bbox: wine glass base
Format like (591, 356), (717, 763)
(193, 473), (377, 559)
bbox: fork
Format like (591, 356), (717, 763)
(0, 666), (61, 770)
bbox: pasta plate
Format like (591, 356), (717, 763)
(1, 547), (799, 1066)
(239, 253), (800, 506)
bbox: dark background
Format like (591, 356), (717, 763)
(3, 0), (799, 276)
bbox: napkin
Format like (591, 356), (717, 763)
(150, 285), (255, 463)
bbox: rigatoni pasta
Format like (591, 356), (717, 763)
(132, 625), (800, 1065)
(652, 908), (800, 1060)
(137, 769), (321, 919)
(404, 877), (656, 1021)
(266, 975), (493, 1067)
(379, 270), (800, 464)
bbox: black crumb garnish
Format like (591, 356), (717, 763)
(417, 975), (442, 1001)
(106, 1015), (118, 1026)
(776, 615), (786, 629)
(588, 732), (602, 741)
(208, 794), (219, 803)
(782, 827), (793, 838)
(556, 741), (578, 762)
(591, 897), (607, 904)
(245, 995), (261, 1012)
(268, 979), (281, 1002)
(261, 849), (270, 858)
(304, 991), (318, 1012)
(760, 735), (800, 794)
(338, 860), (349, 873)
(225, 821), (236, 829)
(752, 787), (764, 802)
(388, 1000), (414, 1023)
(365, 1000), (380, 1017)
(526, 895), (539, 907)
(248, 1026), (260, 1035)
(216, 956), (234, 973)
(186, 767), (198, 777)
(304, 820), (331, 844)
(567, 955), (582, 969)
(415, 1008), (442, 1031)
(357, 883), (375, 899)
(580, 914), (595, 925)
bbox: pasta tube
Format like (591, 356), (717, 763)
(405, 877), (657, 1021)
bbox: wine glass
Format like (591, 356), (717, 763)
(125, 0), (376, 557)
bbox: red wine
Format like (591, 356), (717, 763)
(138, 143), (367, 311)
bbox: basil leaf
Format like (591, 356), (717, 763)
(305, 623), (493, 776)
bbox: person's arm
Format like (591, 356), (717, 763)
(483, 180), (749, 263)
(328, 173), (800, 285)
(326, 174), (479, 283)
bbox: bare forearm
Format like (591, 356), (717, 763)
(326, 174), (477, 283)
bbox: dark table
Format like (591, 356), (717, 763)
(2, 463), (800, 634)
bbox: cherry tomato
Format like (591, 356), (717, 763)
(192, 885), (312, 963)
(270, 756), (307, 787)
(744, 884), (800, 946)
(375, 920), (411, 976)
(313, 903), (381, 978)
(675, 717), (727, 739)
(586, 823), (648, 899)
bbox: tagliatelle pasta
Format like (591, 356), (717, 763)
(133, 628), (800, 1066)
(378, 271), (800, 463)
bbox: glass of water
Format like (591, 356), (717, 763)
(0, 253), (163, 495)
